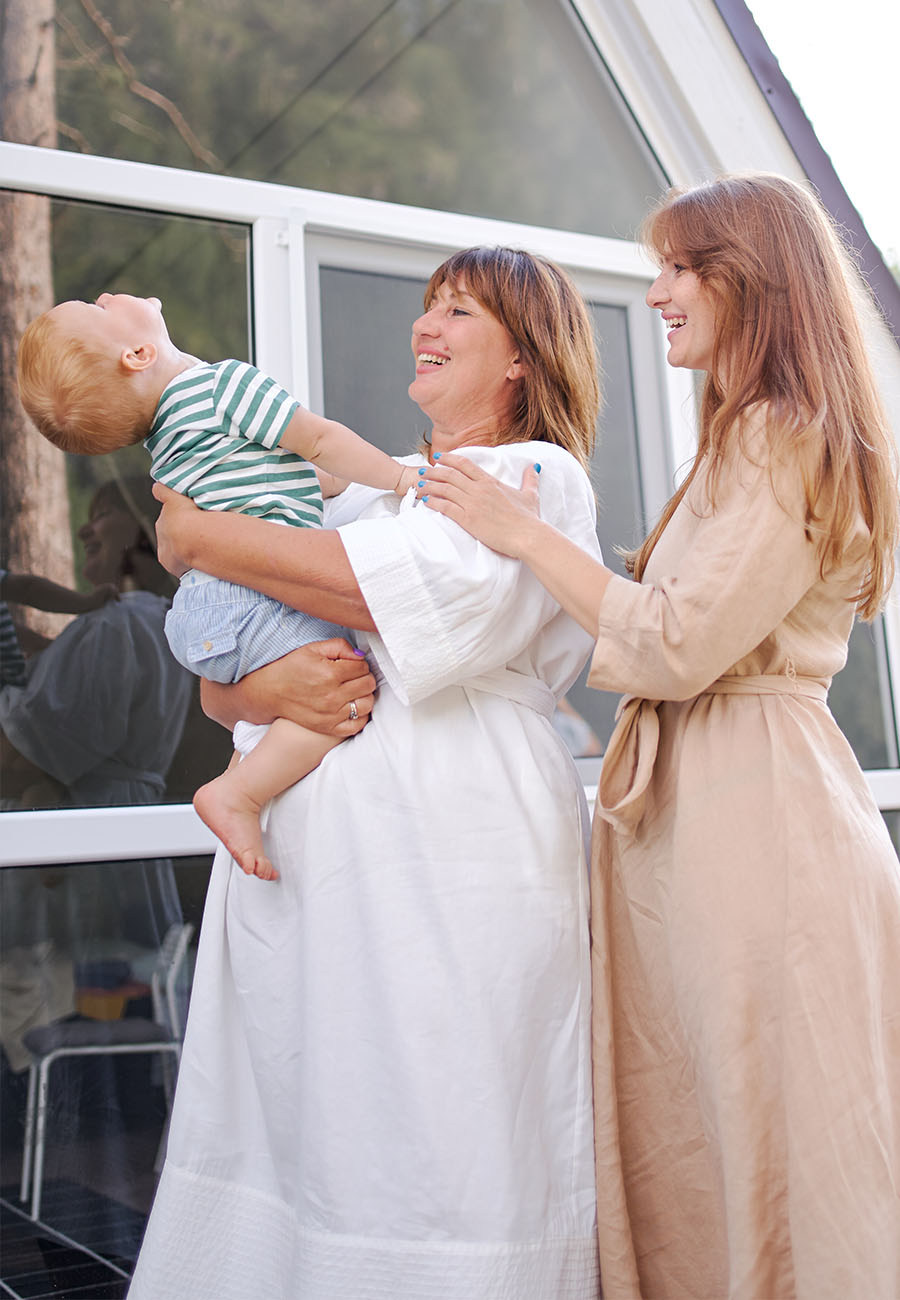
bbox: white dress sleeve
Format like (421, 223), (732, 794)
(338, 442), (600, 704)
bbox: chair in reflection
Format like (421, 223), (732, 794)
(18, 920), (194, 1221)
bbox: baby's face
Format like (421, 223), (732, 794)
(50, 293), (169, 359)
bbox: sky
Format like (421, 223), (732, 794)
(745, 0), (899, 269)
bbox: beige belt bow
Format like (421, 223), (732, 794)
(596, 673), (829, 836)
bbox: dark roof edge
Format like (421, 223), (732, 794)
(713, 0), (900, 347)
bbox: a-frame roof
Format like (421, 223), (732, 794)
(714, 0), (900, 345)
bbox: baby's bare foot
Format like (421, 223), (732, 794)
(194, 775), (278, 881)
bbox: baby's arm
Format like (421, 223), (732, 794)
(279, 409), (417, 497)
(1, 571), (118, 613)
(316, 469), (351, 499)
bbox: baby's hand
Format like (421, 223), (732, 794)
(394, 465), (419, 496)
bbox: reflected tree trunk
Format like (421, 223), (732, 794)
(1, 0), (74, 636)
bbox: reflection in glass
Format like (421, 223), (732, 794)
(321, 267), (428, 455)
(564, 301), (643, 750)
(33, 0), (666, 238)
(829, 617), (898, 770)
(0, 858), (209, 1293)
(883, 811), (900, 858)
(0, 195), (246, 812)
(1, 476), (193, 811)
(49, 202), (250, 367)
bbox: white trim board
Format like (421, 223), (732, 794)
(5, 767), (900, 869)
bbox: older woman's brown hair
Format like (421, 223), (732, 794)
(423, 246), (600, 472)
(634, 172), (898, 618)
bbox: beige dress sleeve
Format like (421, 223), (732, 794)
(588, 441), (845, 702)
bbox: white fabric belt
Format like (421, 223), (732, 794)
(91, 759), (166, 793)
(464, 668), (556, 719)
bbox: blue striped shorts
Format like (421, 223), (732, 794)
(164, 571), (348, 684)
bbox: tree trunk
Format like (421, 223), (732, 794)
(1, 0), (74, 636)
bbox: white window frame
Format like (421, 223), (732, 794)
(2, 138), (898, 866)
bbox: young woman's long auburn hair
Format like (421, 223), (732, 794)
(632, 172), (899, 619)
(423, 246), (600, 473)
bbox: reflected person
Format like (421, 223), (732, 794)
(0, 477), (192, 1076)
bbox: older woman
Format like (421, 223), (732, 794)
(127, 247), (604, 1300)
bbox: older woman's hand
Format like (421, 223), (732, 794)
(418, 453), (542, 557)
(201, 639), (377, 738)
(152, 483), (200, 577)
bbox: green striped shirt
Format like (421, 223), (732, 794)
(145, 360), (322, 528)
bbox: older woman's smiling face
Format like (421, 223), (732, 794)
(408, 279), (523, 450)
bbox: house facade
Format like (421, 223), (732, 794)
(1, 0), (898, 1284)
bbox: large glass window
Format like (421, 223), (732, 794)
(0, 194), (245, 815)
(8, 0), (666, 239)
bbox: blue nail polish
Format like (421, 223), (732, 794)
(433, 452), (441, 460)
(534, 463), (541, 474)
(422, 495), (429, 502)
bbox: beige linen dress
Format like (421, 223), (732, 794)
(588, 430), (900, 1299)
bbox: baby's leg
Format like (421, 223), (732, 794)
(193, 720), (341, 881)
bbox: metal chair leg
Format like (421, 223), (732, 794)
(30, 1056), (53, 1221)
(19, 1063), (37, 1205)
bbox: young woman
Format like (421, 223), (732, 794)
(420, 174), (900, 1299)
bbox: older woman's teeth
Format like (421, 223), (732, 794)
(417, 353), (448, 365)
(667, 317), (687, 329)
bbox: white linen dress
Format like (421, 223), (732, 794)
(127, 441), (602, 1300)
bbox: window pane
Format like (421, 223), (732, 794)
(0, 856), (210, 1295)
(563, 302), (643, 753)
(20, 0), (666, 238)
(829, 617), (898, 769)
(321, 267), (427, 456)
(319, 265), (645, 754)
(883, 811), (900, 857)
(0, 195), (244, 812)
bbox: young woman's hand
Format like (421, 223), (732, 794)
(417, 453), (541, 557)
(152, 483), (201, 577)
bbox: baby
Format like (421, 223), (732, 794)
(17, 293), (418, 881)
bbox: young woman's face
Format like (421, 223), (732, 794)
(408, 279), (523, 444)
(646, 257), (717, 374)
